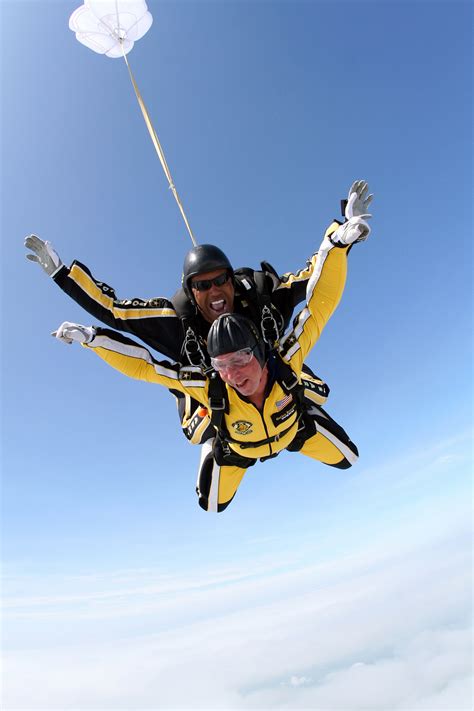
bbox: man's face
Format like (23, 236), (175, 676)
(214, 352), (264, 397)
(190, 269), (235, 323)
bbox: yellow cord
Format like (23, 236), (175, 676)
(121, 43), (197, 247)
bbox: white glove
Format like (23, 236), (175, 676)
(330, 216), (371, 246)
(345, 180), (373, 220)
(25, 234), (63, 276)
(52, 321), (96, 345)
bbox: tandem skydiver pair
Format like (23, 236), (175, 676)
(26, 180), (373, 511)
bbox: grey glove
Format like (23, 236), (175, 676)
(25, 234), (63, 276)
(345, 180), (373, 220)
(52, 321), (96, 345)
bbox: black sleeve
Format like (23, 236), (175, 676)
(53, 260), (183, 360)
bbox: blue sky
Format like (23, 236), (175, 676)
(1, 1), (472, 708)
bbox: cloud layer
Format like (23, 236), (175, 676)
(4, 433), (472, 709)
(4, 522), (472, 710)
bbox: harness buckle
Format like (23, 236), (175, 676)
(184, 327), (206, 368)
(261, 305), (279, 346)
(209, 397), (226, 411)
(283, 373), (300, 390)
(221, 439), (232, 457)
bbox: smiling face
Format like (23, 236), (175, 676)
(190, 269), (235, 323)
(214, 352), (266, 397)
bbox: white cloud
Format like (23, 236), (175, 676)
(3, 433), (472, 710)
(3, 526), (471, 710)
(287, 675), (312, 687)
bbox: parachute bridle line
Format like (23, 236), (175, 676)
(118, 38), (197, 247)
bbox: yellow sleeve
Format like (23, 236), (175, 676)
(83, 331), (209, 405)
(275, 221), (343, 291)
(279, 236), (349, 372)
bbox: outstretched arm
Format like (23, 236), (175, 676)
(53, 322), (209, 405)
(279, 180), (373, 370)
(26, 234), (182, 360)
(270, 180), (373, 311)
(270, 220), (341, 300)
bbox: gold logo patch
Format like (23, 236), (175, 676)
(232, 420), (253, 435)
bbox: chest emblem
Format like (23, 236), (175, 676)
(276, 393), (293, 410)
(231, 420), (253, 435)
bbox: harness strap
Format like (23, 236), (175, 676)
(273, 356), (305, 408)
(231, 421), (297, 450)
(252, 271), (280, 346)
(208, 372), (229, 434)
(183, 326), (207, 368)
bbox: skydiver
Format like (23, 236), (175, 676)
(53, 208), (370, 511)
(25, 180), (372, 443)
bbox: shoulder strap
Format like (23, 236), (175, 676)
(255, 264), (285, 346)
(272, 353), (305, 409)
(234, 262), (280, 306)
(171, 287), (195, 321)
(260, 260), (281, 283)
(171, 288), (209, 368)
(234, 265), (283, 346)
(207, 370), (230, 438)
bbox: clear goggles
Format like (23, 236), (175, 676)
(210, 347), (255, 372)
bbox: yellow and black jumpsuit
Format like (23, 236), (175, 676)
(83, 239), (358, 512)
(53, 221), (343, 443)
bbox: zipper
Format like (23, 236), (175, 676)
(245, 400), (273, 457)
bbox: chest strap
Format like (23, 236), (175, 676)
(230, 420), (298, 450)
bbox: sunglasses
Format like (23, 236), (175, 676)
(191, 271), (231, 292)
(211, 347), (255, 372)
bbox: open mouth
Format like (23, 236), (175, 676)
(210, 299), (227, 314)
(233, 378), (248, 390)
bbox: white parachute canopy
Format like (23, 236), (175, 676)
(69, 0), (153, 58)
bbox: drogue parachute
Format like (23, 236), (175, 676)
(68, 1), (197, 246)
(69, 0), (153, 58)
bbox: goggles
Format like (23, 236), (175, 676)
(190, 271), (231, 292)
(210, 347), (255, 372)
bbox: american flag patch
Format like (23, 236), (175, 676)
(276, 394), (293, 410)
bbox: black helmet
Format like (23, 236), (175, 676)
(182, 244), (233, 296)
(207, 313), (266, 367)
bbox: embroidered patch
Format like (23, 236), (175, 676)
(302, 377), (329, 396)
(276, 393), (293, 410)
(271, 403), (297, 426)
(231, 420), (253, 435)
